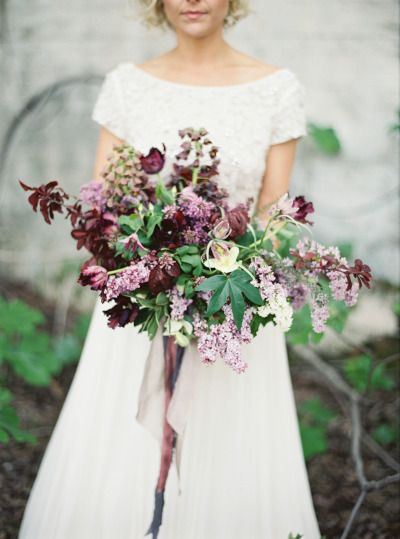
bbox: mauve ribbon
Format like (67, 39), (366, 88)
(136, 329), (201, 537)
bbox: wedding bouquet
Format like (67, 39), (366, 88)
(19, 126), (373, 537)
(19, 126), (372, 374)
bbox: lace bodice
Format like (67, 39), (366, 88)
(91, 62), (307, 208)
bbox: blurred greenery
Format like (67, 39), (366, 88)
(298, 397), (337, 460)
(0, 296), (89, 444)
(307, 122), (341, 154)
(343, 354), (396, 392)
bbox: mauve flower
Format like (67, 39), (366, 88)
(211, 218), (231, 239)
(227, 204), (249, 239)
(78, 264), (108, 290)
(140, 145), (166, 174)
(119, 232), (146, 253)
(292, 195), (314, 225)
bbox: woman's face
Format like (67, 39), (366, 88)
(162, 0), (230, 36)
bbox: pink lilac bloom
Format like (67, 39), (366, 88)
(289, 283), (310, 310)
(179, 186), (215, 220)
(79, 180), (107, 211)
(327, 269), (360, 306)
(163, 204), (178, 218)
(103, 255), (156, 301)
(168, 286), (193, 320)
(310, 291), (330, 333)
(193, 304), (253, 374)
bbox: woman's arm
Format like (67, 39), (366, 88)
(92, 127), (125, 183)
(255, 137), (300, 227)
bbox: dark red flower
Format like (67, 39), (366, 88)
(148, 255), (180, 296)
(102, 297), (139, 329)
(78, 264), (108, 290)
(140, 145), (166, 174)
(292, 196), (314, 225)
(152, 211), (186, 249)
(346, 258), (373, 290)
(227, 203), (250, 239)
(19, 179), (69, 224)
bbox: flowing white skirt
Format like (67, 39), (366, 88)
(18, 295), (321, 539)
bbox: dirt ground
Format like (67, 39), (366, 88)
(0, 280), (399, 539)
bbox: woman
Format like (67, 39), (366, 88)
(18, 1), (322, 537)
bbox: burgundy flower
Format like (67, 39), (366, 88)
(292, 196), (314, 225)
(227, 203), (250, 239)
(102, 297), (139, 329)
(19, 180), (69, 224)
(148, 255), (180, 296)
(152, 211), (186, 249)
(140, 144), (166, 174)
(78, 264), (108, 290)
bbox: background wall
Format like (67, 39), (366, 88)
(0, 0), (398, 305)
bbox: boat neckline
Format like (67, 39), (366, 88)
(125, 62), (291, 90)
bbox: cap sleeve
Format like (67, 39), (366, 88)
(270, 72), (307, 145)
(91, 66), (126, 140)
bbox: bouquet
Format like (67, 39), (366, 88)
(19, 126), (372, 537)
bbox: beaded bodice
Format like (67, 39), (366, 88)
(91, 62), (307, 208)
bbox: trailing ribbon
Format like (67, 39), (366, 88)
(136, 329), (202, 538)
(143, 335), (184, 538)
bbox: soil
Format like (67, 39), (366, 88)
(0, 279), (399, 539)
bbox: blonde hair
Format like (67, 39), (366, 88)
(133, 0), (251, 32)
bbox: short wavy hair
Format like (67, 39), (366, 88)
(133, 0), (252, 32)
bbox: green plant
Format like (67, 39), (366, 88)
(343, 354), (396, 392)
(308, 122), (341, 154)
(298, 397), (337, 460)
(0, 296), (89, 444)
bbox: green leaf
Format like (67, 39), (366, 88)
(372, 423), (398, 446)
(195, 275), (228, 292)
(155, 181), (175, 205)
(0, 298), (44, 337)
(299, 423), (328, 459)
(299, 397), (336, 426)
(308, 123), (341, 155)
(343, 355), (396, 392)
(155, 292), (169, 306)
(228, 281), (245, 330)
(53, 334), (81, 366)
(146, 211), (163, 238)
(206, 282), (230, 316)
(118, 214), (141, 233)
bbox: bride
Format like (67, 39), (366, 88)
(18, 1), (322, 538)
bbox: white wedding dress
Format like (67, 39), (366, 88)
(18, 62), (321, 539)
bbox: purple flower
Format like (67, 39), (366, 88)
(140, 145), (166, 174)
(79, 181), (107, 211)
(310, 292), (330, 333)
(193, 304), (253, 374)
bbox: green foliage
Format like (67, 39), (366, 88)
(372, 423), (399, 446)
(0, 296), (90, 445)
(343, 355), (396, 392)
(388, 108), (400, 133)
(285, 304), (325, 346)
(392, 298), (400, 316)
(0, 387), (37, 444)
(298, 397), (337, 460)
(308, 122), (341, 155)
(195, 269), (263, 330)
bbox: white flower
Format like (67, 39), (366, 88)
(203, 244), (240, 273)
